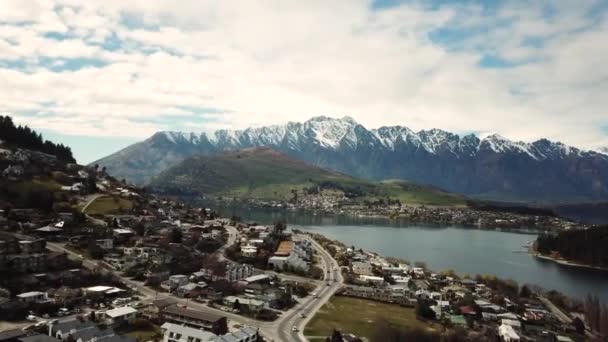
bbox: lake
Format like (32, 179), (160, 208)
(208, 203), (608, 301)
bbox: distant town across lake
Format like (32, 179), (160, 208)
(206, 202), (608, 302)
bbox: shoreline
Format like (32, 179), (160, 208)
(533, 253), (608, 272)
(197, 198), (547, 235)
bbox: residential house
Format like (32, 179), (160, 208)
(160, 305), (228, 335)
(351, 262), (373, 276)
(223, 296), (265, 313)
(16, 291), (49, 303)
(105, 306), (138, 324)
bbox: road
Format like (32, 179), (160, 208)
(274, 235), (344, 342)
(47, 232), (342, 342)
(80, 194), (108, 226)
(539, 296), (572, 324)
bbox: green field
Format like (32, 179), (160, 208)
(84, 196), (133, 215)
(150, 148), (467, 206)
(304, 296), (434, 340)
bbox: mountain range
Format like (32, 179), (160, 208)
(149, 147), (466, 206)
(94, 116), (608, 202)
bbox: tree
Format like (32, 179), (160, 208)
(170, 228), (183, 243)
(520, 285), (532, 298)
(330, 329), (343, 342)
(232, 299), (241, 312)
(87, 241), (104, 259)
(416, 301), (436, 320)
(134, 222), (146, 237)
(572, 317), (585, 335)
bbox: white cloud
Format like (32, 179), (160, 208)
(0, 0), (607, 152)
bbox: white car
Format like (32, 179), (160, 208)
(292, 326), (298, 332)
(26, 315), (37, 321)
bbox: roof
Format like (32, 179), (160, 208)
(113, 229), (134, 234)
(97, 335), (137, 342)
(244, 274), (270, 283)
(0, 329), (25, 341)
(160, 322), (217, 340)
(86, 286), (114, 292)
(36, 226), (62, 232)
(52, 319), (96, 334)
(498, 324), (520, 339)
(19, 334), (61, 342)
(162, 305), (226, 323)
(105, 306), (137, 318)
(17, 291), (45, 298)
(450, 315), (467, 326)
(275, 241), (294, 256)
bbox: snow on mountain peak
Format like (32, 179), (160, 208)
(154, 119), (598, 162)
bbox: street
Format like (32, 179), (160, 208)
(47, 232), (343, 342)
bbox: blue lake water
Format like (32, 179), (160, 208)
(208, 204), (608, 301)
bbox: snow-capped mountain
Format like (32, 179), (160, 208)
(94, 116), (608, 202)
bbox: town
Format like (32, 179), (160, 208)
(1, 145), (604, 342)
(206, 194), (594, 233)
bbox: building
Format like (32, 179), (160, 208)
(498, 324), (520, 342)
(19, 334), (61, 342)
(105, 306), (138, 324)
(359, 275), (384, 285)
(224, 263), (254, 282)
(96, 239), (114, 250)
(240, 245), (257, 257)
(161, 323), (258, 342)
(223, 296), (265, 312)
(161, 305), (228, 335)
(103, 254), (136, 271)
(351, 262), (373, 276)
(161, 323), (217, 342)
(16, 291), (49, 303)
(162, 275), (189, 291)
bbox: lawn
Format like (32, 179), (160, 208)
(84, 196), (133, 215)
(304, 296), (434, 340)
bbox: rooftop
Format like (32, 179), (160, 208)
(105, 306), (137, 318)
(162, 304), (226, 323)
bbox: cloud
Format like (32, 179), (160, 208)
(1, 0), (607, 152)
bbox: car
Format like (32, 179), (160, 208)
(292, 326), (298, 332)
(299, 313), (306, 318)
(42, 314), (50, 318)
(26, 315), (37, 321)
(326, 282), (330, 286)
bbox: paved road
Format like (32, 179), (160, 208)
(80, 194), (108, 226)
(539, 296), (572, 324)
(48, 232), (342, 342)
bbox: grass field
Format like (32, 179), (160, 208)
(304, 296), (434, 340)
(84, 196), (133, 215)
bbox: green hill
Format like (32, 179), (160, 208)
(149, 147), (467, 206)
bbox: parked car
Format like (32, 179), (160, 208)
(292, 326), (298, 332)
(26, 315), (37, 321)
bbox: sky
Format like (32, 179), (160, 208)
(2, 0), (608, 164)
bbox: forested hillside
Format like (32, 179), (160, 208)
(0, 115), (75, 163)
(536, 227), (608, 267)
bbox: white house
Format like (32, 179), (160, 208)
(17, 291), (49, 303)
(498, 323), (520, 342)
(161, 322), (218, 342)
(352, 262), (373, 276)
(105, 306), (137, 324)
(359, 275), (384, 285)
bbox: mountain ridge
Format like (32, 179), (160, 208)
(94, 116), (608, 202)
(148, 146), (467, 206)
